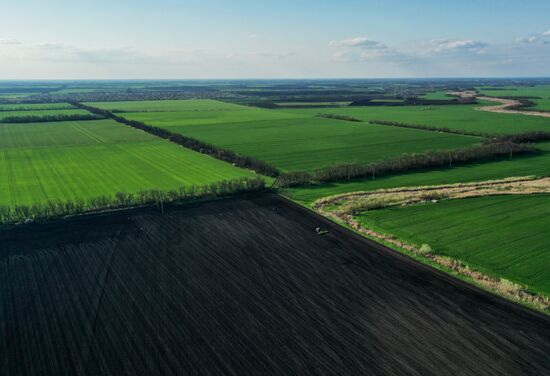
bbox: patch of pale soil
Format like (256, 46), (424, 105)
(476, 96), (550, 118)
(451, 90), (550, 118)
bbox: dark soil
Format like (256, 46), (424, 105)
(1, 194), (549, 375)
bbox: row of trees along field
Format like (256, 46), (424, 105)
(316, 113), (363, 122)
(0, 114), (102, 123)
(369, 120), (550, 142)
(275, 142), (535, 187)
(71, 101), (279, 177)
(0, 177), (265, 225)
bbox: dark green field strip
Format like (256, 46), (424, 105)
(121, 107), (307, 127)
(85, 99), (247, 112)
(530, 99), (550, 111)
(0, 140), (256, 206)
(286, 142), (550, 204)
(357, 194), (550, 297)
(1, 195), (549, 375)
(284, 104), (550, 135)
(0, 120), (153, 149)
(135, 116), (479, 172)
(476, 85), (550, 98)
(0, 109), (92, 121)
(0, 103), (75, 111)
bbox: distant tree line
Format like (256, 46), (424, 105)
(349, 97), (477, 107)
(71, 101), (279, 177)
(370, 120), (550, 143)
(0, 114), (102, 123)
(0, 106), (74, 112)
(369, 120), (490, 137)
(316, 113), (363, 122)
(487, 131), (550, 144)
(0, 177), (266, 225)
(275, 142), (535, 187)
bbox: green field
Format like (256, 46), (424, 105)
(93, 99), (480, 172)
(0, 108), (93, 121)
(87, 99), (246, 112)
(356, 194), (550, 297)
(0, 119), (255, 206)
(530, 100), (550, 111)
(420, 91), (453, 100)
(476, 85), (550, 98)
(286, 142), (550, 205)
(286, 103), (550, 135)
(0, 103), (75, 111)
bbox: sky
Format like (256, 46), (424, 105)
(0, 0), (549, 79)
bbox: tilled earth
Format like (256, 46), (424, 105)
(1, 194), (549, 375)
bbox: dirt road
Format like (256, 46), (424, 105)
(451, 90), (550, 118)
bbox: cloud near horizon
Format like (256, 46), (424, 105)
(1, 30), (549, 78)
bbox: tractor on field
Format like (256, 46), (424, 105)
(316, 227), (329, 235)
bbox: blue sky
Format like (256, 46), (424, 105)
(1, 0), (549, 78)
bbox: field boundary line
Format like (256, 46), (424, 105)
(4, 150), (17, 207)
(23, 150), (49, 202)
(70, 122), (105, 143)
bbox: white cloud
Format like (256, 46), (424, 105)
(428, 39), (488, 54)
(517, 36), (540, 44)
(329, 37), (385, 48)
(329, 36), (401, 62)
(248, 33), (257, 39)
(516, 30), (550, 45)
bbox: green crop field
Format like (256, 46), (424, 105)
(286, 142), (550, 205)
(0, 103), (75, 111)
(530, 100), (550, 111)
(356, 194), (550, 297)
(86, 99), (247, 112)
(0, 109), (93, 121)
(286, 103), (550, 135)
(420, 91), (453, 100)
(476, 85), (550, 98)
(120, 106), (304, 127)
(95, 99), (480, 172)
(158, 118), (478, 172)
(0, 119), (255, 206)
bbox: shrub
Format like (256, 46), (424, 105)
(418, 244), (433, 255)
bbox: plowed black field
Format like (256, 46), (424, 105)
(1, 194), (549, 375)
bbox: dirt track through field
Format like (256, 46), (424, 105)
(1, 194), (549, 375)
(452, 90), (550, 117)
(477, 96), (550, 117)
